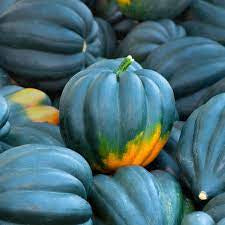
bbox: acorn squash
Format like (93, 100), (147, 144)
(0, 0), (102, 92)
(181, 212), (215, 225)
(0, 144), (93, 225)
(183, 0), (225, 45)
(60, 56), (176, 172)
(177, 93), (225, 201)
(90, 166), (186, 225)
(0, 95), (10, 138)
(117, 19), (186, 64)
(144, 37), (225, 119)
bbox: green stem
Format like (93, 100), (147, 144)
(115, 55), (134, 79)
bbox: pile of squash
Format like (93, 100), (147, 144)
(0, 0), (224, 225)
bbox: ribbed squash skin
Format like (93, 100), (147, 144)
(144, 37), (225, 119)
(1, 122), (64, 149)
(60, 58), (176, 172)
(0, 95), (10, 138)
(0, 144), (93, 225)
(96, 17), (117, 58)
(204, 193), (225, 223)
(0, 0), (102, 92)
(117, 19), (186, 64)
(181, 212), (215, 225)
(183, 0), (225, 45)
(116, 0), (192, 20)
(177, 94), (225, 201)
(90, 166), (184, 225)
(2, 87), (59, 126)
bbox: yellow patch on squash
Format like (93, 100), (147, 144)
(8, 88), (48, 108)
(117, 0), (131, 6)
(25, 106), (59, 125)
(94, 124), (169, 172)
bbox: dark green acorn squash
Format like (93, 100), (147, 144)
(60, 56), (176, 172)
(144, 37), (225, 120)
(218, 219), (225, 225)
(183, 0), (225, 45)
(181, 212), (215, 225)
(96, 17), (117, 58)
(177, 93), (225, 201)
(0, 95), (10, 138)
(1, 122), (64, 149)
(204, 193), (225, 223)
(90, 166), (186, 225)
(0, 68), (11, 87)
(0, 0), (102, 92)
(0, 144), (93, 225)
(116, 0), (192, 20)
(117, 19), (186, 64)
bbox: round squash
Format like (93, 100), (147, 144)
(117, 19), (186, 64)
(183, 0), (225, 45)
(218, 219), (225, 225)
(96, 17), (117, 58)
(116, 0), (192, 20)
(177, 93), (225, 201)
(181, 212), (215, 225)
(90, 166), (185, 225)
(0, 144), (93, 225)
(0, 0), (102, 92)
(144, 37), (225, 120)
(60, 56), (176, 172)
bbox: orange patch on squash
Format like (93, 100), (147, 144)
(117, 0), (131, 5)
(94, 124), (169, 172)
(8, 88), (48, 108)
(25, 106), (59, 125)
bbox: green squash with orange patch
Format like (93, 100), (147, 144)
(60, 56), (176, 172)
(116, 0), (192, 20)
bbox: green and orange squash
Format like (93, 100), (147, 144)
(60, 56), (176, 172)
(2, 87), (59, 126)
(116, 0), (192, 20)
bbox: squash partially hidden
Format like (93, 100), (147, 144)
(116, 0), (192, 20)
(90, 166), (187, 225)
(181, 212), (215, 225)
(0, 144), (93, 225)
(177, 93), (225, 201)
(60, 56), (176, 172)
(0, 96), (10, 138)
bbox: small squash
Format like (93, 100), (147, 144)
(60, 56), (176, 172)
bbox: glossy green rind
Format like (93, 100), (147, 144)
(90, 166), (184, 225)
(0, 144), (93, 225)
(60, 58), (176, 172)
(177, 94), (225, 201)
(0, 0), (102, 92)
(144, 37), (225, 119)
(117, 19), (186, 64)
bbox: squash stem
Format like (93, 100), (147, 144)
(116, 55), (134, 79)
